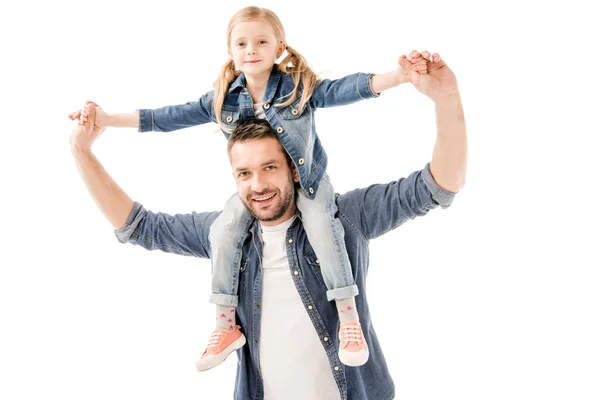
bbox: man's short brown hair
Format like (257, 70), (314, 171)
(227, 120), (294, 171)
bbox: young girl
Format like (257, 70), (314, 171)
(72, 6), (425, 371)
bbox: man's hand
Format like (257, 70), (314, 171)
(399, 50), (459, 102)
(68, 100), (109, 130)
(395, 50), (428, 85)
(69, 103), (106, 151)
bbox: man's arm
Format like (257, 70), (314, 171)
(114, 202), (216, 258)
(337, 51), (466, 240)
(430, 94), (467, 192)
(70, 104), (134, 230)
(338, 164), (455, 241)
(403, 51), (467, 193)
(70, 103), (215, 258)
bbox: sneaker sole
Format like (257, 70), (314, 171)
(338, 347), (370, 367)
(196, 334), (247, 372)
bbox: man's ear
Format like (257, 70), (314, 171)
(292, 166), (299, 183)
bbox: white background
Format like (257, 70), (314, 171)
(1, 0), (599, 399)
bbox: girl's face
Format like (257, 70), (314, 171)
(228, 19), (285, 79)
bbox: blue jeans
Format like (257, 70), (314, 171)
(209, 174), (358, 306)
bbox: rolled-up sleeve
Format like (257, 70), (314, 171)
(114, 201), (218, 259)
(420, 164), (456, 209)
(338, 163), (457, 240)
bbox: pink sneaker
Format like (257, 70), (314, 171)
(195, 325), (246, 372)
(338, 321), (369, 367)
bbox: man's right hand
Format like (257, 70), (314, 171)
(68, 100), (109, 130)
(69, 103), (106, 151)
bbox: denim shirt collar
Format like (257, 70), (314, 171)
(227, 66), (283, 104)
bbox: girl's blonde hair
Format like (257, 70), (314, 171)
(214, 6), (318, 130)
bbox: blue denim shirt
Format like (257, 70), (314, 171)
(138, 66), (378, 199)
(115, 164), (456, 400)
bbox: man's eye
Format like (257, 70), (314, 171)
(239, 171), (249, 177)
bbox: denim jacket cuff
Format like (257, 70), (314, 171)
(114, 202), (145, 243)
(421, 163), (456, 209)
(137, 109), (154, 132)
(359, 73), (380, 99)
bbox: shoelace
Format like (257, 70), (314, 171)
(206, 331), (224, 349)
(341, 324), (363, 344)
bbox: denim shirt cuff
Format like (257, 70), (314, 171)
(137, 109), (154, 132)
(421, 163), (456, 209)
(359, 73), (380, 99)
(114, 202), (145, 243)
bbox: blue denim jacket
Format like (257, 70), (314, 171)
(115, 164), (456, 400)
(137, 66), (378, 199)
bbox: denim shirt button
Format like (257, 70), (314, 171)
(334, 366), (340, 371)
(308, 305), (313, 310)
(288, 239), (293, 243)
(291, 108), (298, 115)
(324, 336), (329, 342)
(315, 259), (320, 264)
(309, 188), (314, 194)
(277, 127), (283, 133)
(255, 303), (260, 308)
(294, 270), (299, 276)
(226, 116), (233, 123)
(264, 103), (270, 109)
(298, 158), (305, 165)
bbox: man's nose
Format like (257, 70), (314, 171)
(250, 174), (268, 193)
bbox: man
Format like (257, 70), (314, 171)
(70, 51), (466, 400)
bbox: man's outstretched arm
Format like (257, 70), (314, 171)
(400, 51), (467, 193)
(70, 104), (134, 230)
(70, 103), (214, 258)
(338, 51), (465, 240)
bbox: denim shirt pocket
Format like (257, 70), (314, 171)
(220, 108), (242, 133)
(303, 250), (328, 292)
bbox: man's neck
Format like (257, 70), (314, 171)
(260, 214), (296, 231)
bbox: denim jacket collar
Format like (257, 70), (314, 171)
(228, 66), (283, 105)
(228, 73), (246, 94)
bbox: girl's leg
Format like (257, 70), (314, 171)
(196, 193), (252, 372)
(296, 174), (369, 366)
(209, 193), (254, 309)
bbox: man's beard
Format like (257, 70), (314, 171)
(242, 174), (295, 223)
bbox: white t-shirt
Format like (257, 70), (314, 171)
(254, 102), (267, 120)
(259, 217), (341, 400)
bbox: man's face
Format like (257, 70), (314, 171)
(230, 137), (298, 226)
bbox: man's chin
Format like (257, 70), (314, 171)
(252, 209), (278, 223)
(249, 204), (286, 223)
